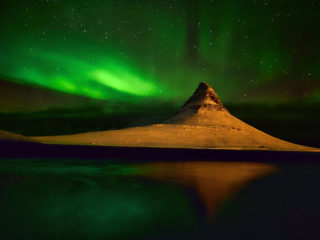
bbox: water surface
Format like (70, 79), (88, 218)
(0, 158), (319, 239)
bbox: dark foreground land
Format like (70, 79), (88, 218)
(1, 141), (319, 163)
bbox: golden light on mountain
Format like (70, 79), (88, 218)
(34, 82), (318, 152)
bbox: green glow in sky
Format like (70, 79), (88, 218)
(0, 46), (161, 100)
(0, 0), (319, 104)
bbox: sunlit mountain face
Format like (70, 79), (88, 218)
(1, 0), (320, 107)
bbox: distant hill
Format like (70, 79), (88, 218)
(0, 130), (31, 142)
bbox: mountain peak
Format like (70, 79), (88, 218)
(165, 82), (227, 125)
(181, 81), (225, 111)
(196, 81), (211, 91)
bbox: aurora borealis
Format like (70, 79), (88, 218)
(0, 0), (320, 104)
(2, 47), (160, 99)
(2, 3), (320, 240)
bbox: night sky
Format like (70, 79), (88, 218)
(1, 0), (320, 109)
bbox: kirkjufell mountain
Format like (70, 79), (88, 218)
(34, 82), (317, 151)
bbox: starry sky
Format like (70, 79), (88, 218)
(1, 0), (320, 109)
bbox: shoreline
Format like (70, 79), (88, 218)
(1, 141), (319, 163)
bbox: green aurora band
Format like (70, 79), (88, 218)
(1, 47), (161, 100)
(0, 0), (319, 103)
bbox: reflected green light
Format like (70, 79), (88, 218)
(0, 159), (197, 239)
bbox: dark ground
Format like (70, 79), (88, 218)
(0, 140), (319, 163)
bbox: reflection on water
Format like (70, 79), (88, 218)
(1, 159), (320, 239)
(131, 162), (275, 218)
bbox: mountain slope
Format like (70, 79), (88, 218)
(34, 82), (318, 152)
(0, 130), (32, 142)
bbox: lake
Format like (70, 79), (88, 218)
(0, 158), (320, 240)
